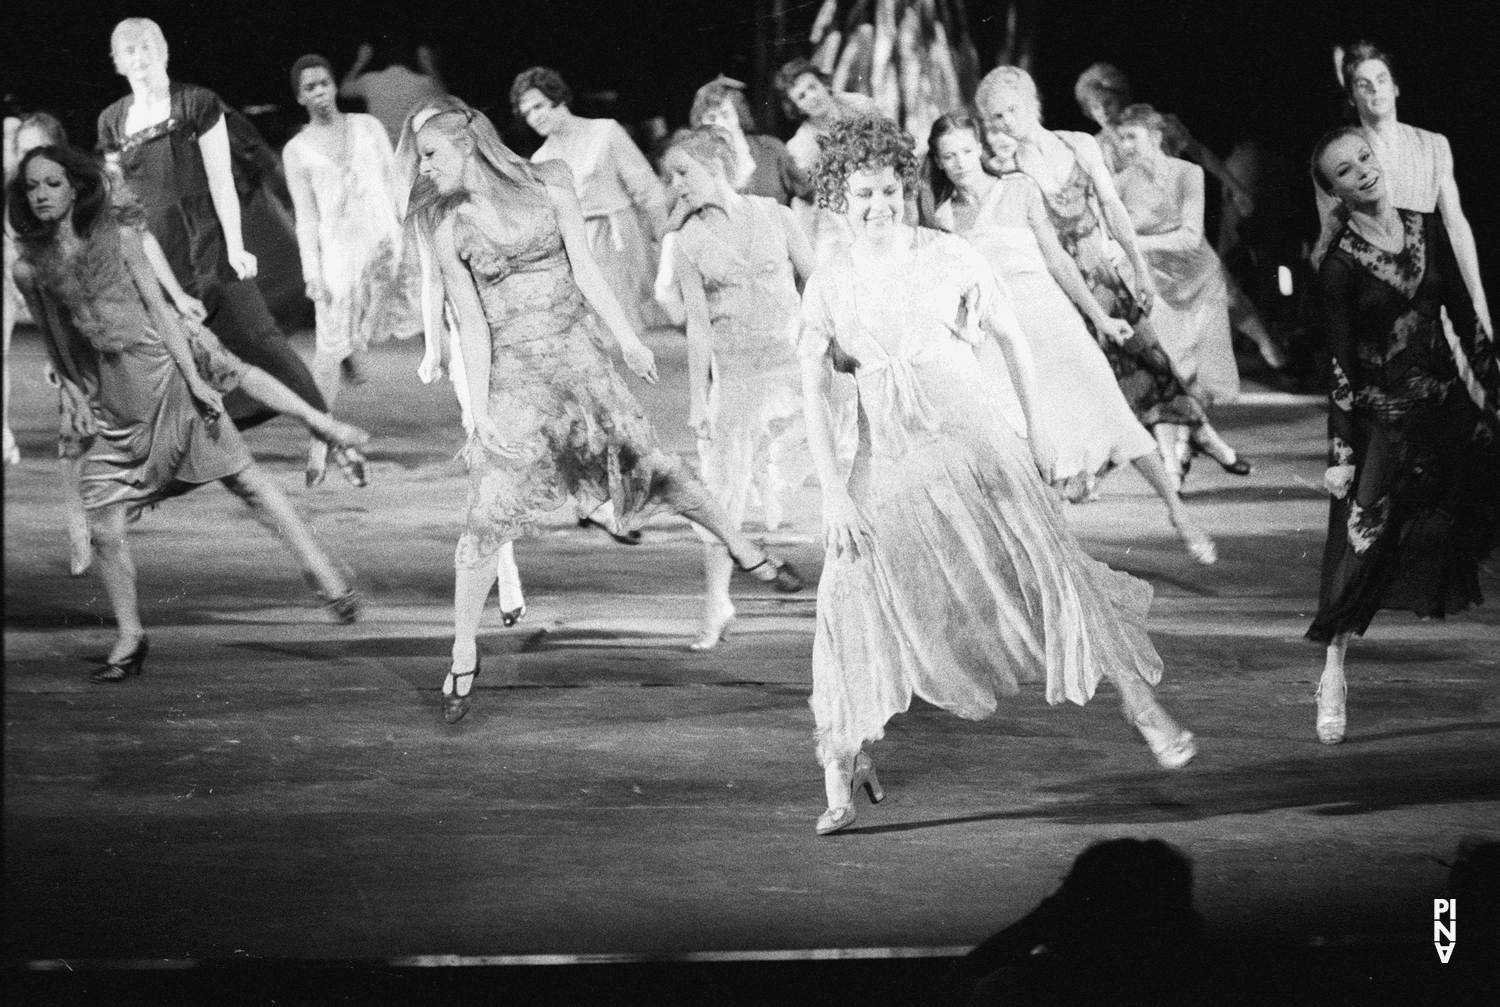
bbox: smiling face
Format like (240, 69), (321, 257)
(296, 65), (338, 116)
(517, 88), (562, 136)
(843, 165), (903, 236)
(661, 148), (722, 210)
(978, 86), (1038, 142)
(1318, 133), (1385, 208)
(935, 128), (985, 189)
(1349, 58), (1399, 120)
(24, 156), (76, 224)
(416, 126), (468, 194)
(787, 73), (836, 120)
(1113, 123), (1160, 164)
(111, 29), (166, 83)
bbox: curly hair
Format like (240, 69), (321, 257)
(509, 66), (572, 115)
(812, 115), (919, 214)
(7, 144), (111, 249)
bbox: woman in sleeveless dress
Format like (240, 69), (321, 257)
(658, 126), (816, 650)
(975, 67), (1247, 497)
(283, 54), (415, 486)
(10, 144), (361, 682)
(801, 117), (1196, 836)
(96, 19), (338, 486)
(925, 114), (1216, 563)
(398, 97), (803, 725)
(1307, 129), (1498, 745)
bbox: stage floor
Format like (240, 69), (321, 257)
(5, 327), (1497, 968)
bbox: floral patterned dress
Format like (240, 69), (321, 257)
(447, 170), (708, 566)
(1308, 210), (1499, 642)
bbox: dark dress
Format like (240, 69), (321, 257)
(742, 133), (812, 206)
(97, 82), (326, 428)
(1031, 135), (1208, 431)
(1307, 210), (1499, 642)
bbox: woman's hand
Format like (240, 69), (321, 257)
(305, 279), (330, 303)
(473, 414), (521, 459)
(172, 291), (208, 323)
(689, 394), (713, 441)
(187, 378), (225, 424)
(1324, 464), (1356, 499)
(62, 386), (100, 440)
(1095, 317), (1133, 345)
(1133, 271), (1157, 315)
(822, 489), (871, 561)
(417, 347), (446, 384)
(621, 336), (659, 384)
(1028, 428), (1058, 485)
(227, 248), (259, 280)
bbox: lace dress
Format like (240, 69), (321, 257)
(801, 228), (1166, 766)
(938, 180), (1155, 501)
(1308, 210), (1499, 641)
(1030, 135), (1207, 431)
(448, 176), (707, 565)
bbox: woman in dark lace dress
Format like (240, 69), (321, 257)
(1308, 127), (1499, 744)
(399, 97), (803, 725)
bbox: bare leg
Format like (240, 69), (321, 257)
(1190, 420), (1246, 470)
(220, 465), (353, 609)
(691, 544), (736, 650)
(1152, 423), (1184, 493)
(667, 475), (796, 586)
(445, 538), (502, 723)
(90, 503), (146, 662)
(495, 540), (525, 622)
(60, 456), (92, 576)
(1105, 664), (1197, 769)
(1227, 282), (1287, 368)
(1317, 632), (1351, 744)
(1130, 452), (1217, 565)
(305, 351), (343, 484)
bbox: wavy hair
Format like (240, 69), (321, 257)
(689, 76), (758, 134)
(7, 144), (111, 250)
(923, 113), (986, 212)
(812, 115), (919, 214)
(509, 66), (572, 115)
(772, 57), (829, 123)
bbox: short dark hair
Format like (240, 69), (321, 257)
(1340, 41), (1397, 104)
(7, 144), (111, 248)
(812, 115), (920, 214)
(289, 54), (336, 98)
(689, 78), (758, 134)
(773, 57), (828, 122)
(510, 66), (571, 115)
(1309, 125), (1368, 195)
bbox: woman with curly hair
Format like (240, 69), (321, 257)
(10, 144), (361, 682)
(800, 116), (1196, 835)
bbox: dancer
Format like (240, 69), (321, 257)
(1074, 61), (1286, 371)
(339, 39), (446, 147)
(96, 18), (345, 488)
(10, 144), (361, 680)
(398, 97), (803, 724)
(284, 53), (414, 486)
(800, 116), (1196, 836)
(688, 76), (810, 207)
(659, 126), (815, 650)
(511, 67), (670, 333)
(1112, 105), (1246, 414)
(926, 114), (1215, 560)
(977, 66), (1245, 502)
(1314, 43), (1492, 338)
(1307, 128), (1498, 744)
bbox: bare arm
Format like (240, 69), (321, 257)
(431, 215), (496, 439)
(610, 123), (669, 239)
(674, 240), (715, 438)
(1072, 133), (1154, 299)
(119, 229), (221, 413)
(779, 203), (817, 289)
(197, 115), (256, 278)
(1025, 182), (1126, 335)
(1435, 170), (1492, 336)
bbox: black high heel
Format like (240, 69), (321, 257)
(332, 446), (369, 488)
(736, 551), (804, 593)
(444, 657), (481, 725)
(1216, 454), (1253, 476)
(577, 515), (642, 545)
(324, 590), (361, 625)
(501, 605), (526, 628)
(91, 636), (149, 683)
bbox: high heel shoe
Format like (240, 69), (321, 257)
(816, 752), (884, 835)
(688, 603), (736, 651)
(501, 604), (527, 628)
(305, 440), (329, 487)
(577, 515), (642, 545)
(1133, 705), (1197, 769)
(1315, 676), (1347, 745)
(332, 446), (370, 488)
(1215, 454), (1254, 476)
(1171, 519), (1218, 565)
(736, 551), (804, 593)
(91, 636), (149, 683)
(443, 657), (481, 725)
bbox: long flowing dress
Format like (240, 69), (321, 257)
(939, 178), (1156, 501)
(282, 113), (417, 362)
(1030, 133), (1208, 432)
(1115, 158), (1239, 405)
(672, 196), (810, 530)
(448, 164), (711, 568)
(531, 117), (669, 332)
(801, 228), (1166, 764)
(97, 82), (327, 427)
(14, 224), (252, 511)
(1308, 210), (1499, 642)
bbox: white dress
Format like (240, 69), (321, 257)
(282, 113), (415, 361)
(938, 182), (1155, 501)
(801, 229), (1164, 767)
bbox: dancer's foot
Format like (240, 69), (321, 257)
(92, 633), (149, 684)
(306, 440), (329, 487)
(1191, 431), (1253, 476)
(815, 752), (884, 835)
(734, 545), (803, 592)
(1171, 517), (1218, 565)
(1315, 672), (1347, 744)
(443, 656), (481, 725)
(332, 446), (370, 488)
(689, 601), (736, 651)
(578, 501), (642, 545)
(1133, 705), (1197, 769)
(501, 604), (527, 628)
(68, 517), (93, 577)
(324, 589), (361, 625)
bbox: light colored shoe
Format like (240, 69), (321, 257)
(1135, 706), (1198, 769)
(815, 753), (884, 835)
(688, 602), (735, 651)
(1172, 518), (1218, 565)
(1315, 676), (1347, 744)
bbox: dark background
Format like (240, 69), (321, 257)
(3, 0), (1496, 288)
